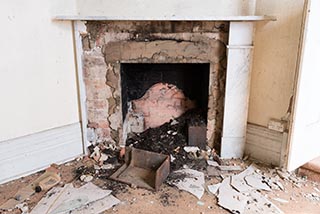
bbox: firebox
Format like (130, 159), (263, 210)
(120, 63), (210, 121)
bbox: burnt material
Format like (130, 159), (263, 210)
(126, 109), (208, 171)
(110, 147), (170, 191)
(120, 63), (210, 120)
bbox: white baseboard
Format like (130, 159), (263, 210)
(245, 123), (287, 167)
(0, 123), (83, 184)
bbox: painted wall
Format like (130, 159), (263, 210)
(248, 0), (305, 126)
(0, 0), (304, 140)
(53, 0), (256, 17)
(0, 0), (79, 141)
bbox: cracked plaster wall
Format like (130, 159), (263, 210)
(82, 21), (228, 149)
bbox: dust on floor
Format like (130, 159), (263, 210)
(1, 158), (320, 214)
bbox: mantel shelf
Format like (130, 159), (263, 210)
(53, 15), (276, 22)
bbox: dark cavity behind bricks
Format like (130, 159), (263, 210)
(120, 63), (210, 121)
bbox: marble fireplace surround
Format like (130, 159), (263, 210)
(55, 15), (275, 159)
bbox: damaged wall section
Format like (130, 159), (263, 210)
(82, 21), (229, 150)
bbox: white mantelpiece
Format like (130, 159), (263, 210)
(221, 22), (254, 158)
(62, 15), (275, 159)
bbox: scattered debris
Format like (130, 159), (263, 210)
(30, 182), (120, 214)
(273, 197), (289, 204)
(217, 177), (249, 213)
(183, 146), (200, 153)
(80, 174), (94, 182)
(275, 181), (285, 191)
(207, 160), (220, 167)
(0, 164), (60, 211)
(303, 192), (320, 201)
(231, 165), (256, 192)
(197, 201), (205, 206)
(208, 164), (285, 214)
(218, 165), (243, 171)
(126, 109), (209, 171)
(170, 119), (179, 126)
(207, 183), (221, 195)
(170, 154), (176, 162)
(168, 169), (205, 199)
(35, 170), (61, 192)
(244, 173), (271, 191)
(246, 191), (283, 214)
(207, 166), (221, 177)
(15, 203), (29, 214)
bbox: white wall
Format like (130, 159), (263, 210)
(0, 0), (80, 141)
(53, 0), (256, 18)
(248, 0), (305, 126)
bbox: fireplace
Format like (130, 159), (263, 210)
(76, 15), (265, 158)
(83, 21), (228, 152)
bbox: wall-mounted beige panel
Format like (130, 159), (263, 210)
(248, 0), (305, 126)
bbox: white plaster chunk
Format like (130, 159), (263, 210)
(217, 177), (249, 214)
(218, 165), (243, 171)
(170, 155), (176, 162)
(207, 160), (220, 167)
(245, 191), (283, 214)
(272, 197), (289, 204)
(184, 146), (200, 153)
(170, 169), (205, 199)
(71, 195), (120, 214)
(207, 183), (221, 196)
(231, 165), (256, 193)
(30, 183), (117, 214)
(245, 173), (272, 191)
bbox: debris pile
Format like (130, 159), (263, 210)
(30, 182), (120, 214)
(169, 164), (285, 214)
(126, 109), (216, 171)
(0, 164), (61, 213)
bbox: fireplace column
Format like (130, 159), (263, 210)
(221, 22), (254, 158)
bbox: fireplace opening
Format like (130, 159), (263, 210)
(121, 63), (210, 143)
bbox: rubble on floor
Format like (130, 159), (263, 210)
(1, 110), (317, 213)
(0, 164), (61, 212)
(30, 182), (120, 214)
(167, 168), (205, 199)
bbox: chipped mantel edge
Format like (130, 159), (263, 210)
(52, 15), (276, 22)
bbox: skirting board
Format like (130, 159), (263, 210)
(0, 123), (83, 184)
(245, 123), (288, 167)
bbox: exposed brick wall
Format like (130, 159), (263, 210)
(82, 21), (229, 149)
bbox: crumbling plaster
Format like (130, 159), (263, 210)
(82, 21), (229, 149)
